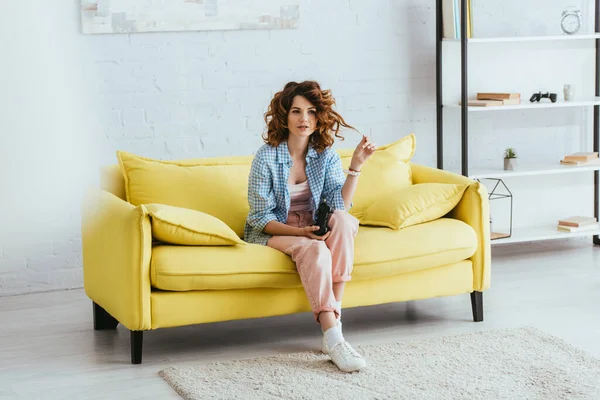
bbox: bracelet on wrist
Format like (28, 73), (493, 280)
(344, 168), (361, 177)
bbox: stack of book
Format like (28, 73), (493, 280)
(560, 152), (600, 166)
(460, 92), (521, 107)
(557, 216), (599, 233)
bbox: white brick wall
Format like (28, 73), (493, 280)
(79, 0), (445, 166)
(1, 0), (596, 296)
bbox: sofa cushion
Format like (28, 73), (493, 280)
(361, 183), (469, 230)
(338, 133), (416, 220)
(144, 203), (245, 246)
(117, 151), (253, 238)
(150, 218), (477, 292)
(150, 242), (299, 291)
(352, 218), (477, 281)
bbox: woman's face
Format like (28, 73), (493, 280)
(287, 95), (317, 139)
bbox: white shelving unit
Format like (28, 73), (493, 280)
(472, 162), (600, 245)
(436, 0), (600, 246)
(443, 33), (600, 43)
(488, 224), (600, 245)
(467, 162), (600, 180)
(445, 97), (600, 112)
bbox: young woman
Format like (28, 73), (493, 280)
(244, 80), (376, 372)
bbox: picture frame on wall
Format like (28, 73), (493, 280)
(80, 0), (300, 34)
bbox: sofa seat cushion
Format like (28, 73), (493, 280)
(351, 218), (477, 281)
(151, 243), (299, 291)
(150, 218), (478, 292)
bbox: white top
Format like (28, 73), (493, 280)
(288, 180), (312, 212)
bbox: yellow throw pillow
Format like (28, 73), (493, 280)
(117, 151), (252, 238)
(143, 203), (245, 246)
(361, 183), (469, 230)
(337, 133), (416, 219)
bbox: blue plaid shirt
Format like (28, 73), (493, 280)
(244, 141), (347, 245)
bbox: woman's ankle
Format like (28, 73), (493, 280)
(319, 311), (337, 331)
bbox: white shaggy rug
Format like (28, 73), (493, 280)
(158, 327), (600, 400)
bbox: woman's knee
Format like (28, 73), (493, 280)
(305, 240), (332, 270)
(329, 210), (359, 234)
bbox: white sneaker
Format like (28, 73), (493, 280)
(321, 320), (342, 354)
(328, 340), (367, 372)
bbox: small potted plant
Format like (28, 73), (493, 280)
(504, 147), (517, 170)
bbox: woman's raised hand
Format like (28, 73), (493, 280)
(350, 135), (376, 170)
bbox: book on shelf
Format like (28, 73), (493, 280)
(563, 152), (599, 162)
(442, 0), (472, 39)
(557, 222), (599, 233)
(476, 93), (521, 100)
(476, 92), (521, 105)
(557, 216), (597, 228)
(560, 152), (600, 165)
(459, 96), (521, 107)
(459, 99), (503, 107)
(557, 216), (598, 233)
(560, 159), (600, 166)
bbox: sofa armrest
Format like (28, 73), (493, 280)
(410, 163), (491, 291)
(81, 187), (152, 331)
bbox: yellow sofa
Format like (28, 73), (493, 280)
(81, 145), (491, 365)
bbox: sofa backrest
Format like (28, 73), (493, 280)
(101, 164), (127, 200)
(102, 134), (415, 238)
(100, 155), (257, 201)
(100, 151), (356, 203)
(99, 151), (356, 238)
(99, 146), (392, 200)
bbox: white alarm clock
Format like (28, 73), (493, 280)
(561, 7), (582, 35)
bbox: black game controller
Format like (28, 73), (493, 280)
(529, 91), (557, 103)
(314, 200), (333, 236)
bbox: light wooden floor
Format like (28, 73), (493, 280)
(1, 240), (599, 399)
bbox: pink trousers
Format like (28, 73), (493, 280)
(267, 210), (359, 323)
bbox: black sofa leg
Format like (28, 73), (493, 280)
(131, 331), (143, 364)
(470, 291), (483, 322)
(93, 302), (118, 330)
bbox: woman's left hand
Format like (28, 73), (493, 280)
(350, 135), (376, 170)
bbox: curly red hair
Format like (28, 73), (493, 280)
(262, 81), (358, 152)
